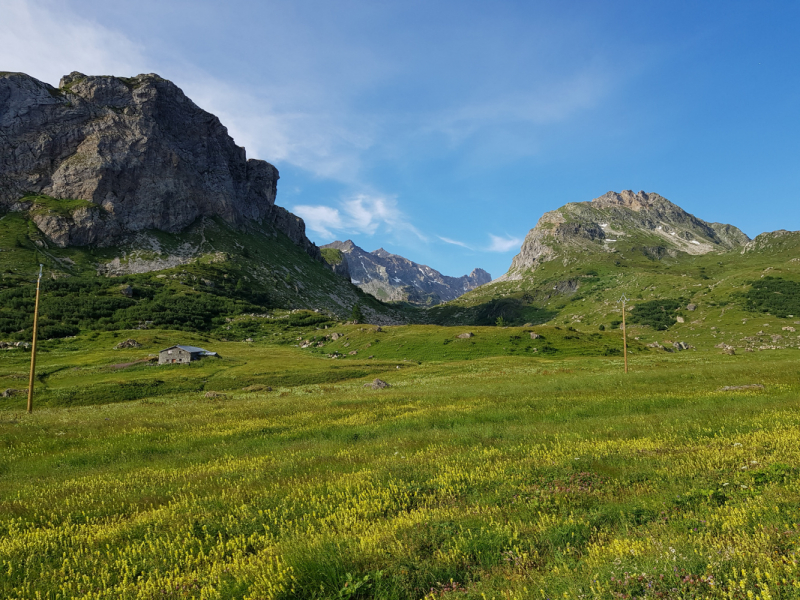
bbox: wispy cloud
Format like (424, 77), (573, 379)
(294, 194), (425, 242)
(487, 234), (522, 252)
(183, 76), (375, 182)
(438, 236), (472, 249)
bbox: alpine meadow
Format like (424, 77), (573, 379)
(2, 13), (800, 599)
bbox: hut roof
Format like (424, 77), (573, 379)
(160, 345), (217, 356)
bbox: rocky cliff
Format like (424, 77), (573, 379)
(321, 240), (491, 305)
(0, 71), (318, 258)
(501, 190), (750, 280)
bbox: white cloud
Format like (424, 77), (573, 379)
(292, 205), (343, 238)
(0, 0), (147, 86)
(487, 234), (522, 252)
(438, 236), (472, 249)
(182, 75), (374, 182)
(293, 194), (425, 241)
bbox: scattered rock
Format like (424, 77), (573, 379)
(457, 332), (474, 339)
(1, 389), (26, 398)
(373, 326), (383, 332)
(771, 334), (784, 342)
(368, 355), (374, 359)
(245, 338), (253, 342)
(348, 350), (358, 355)
(204, 391), (226, 399)
(530, 332), (541, 339)
(676, 316), (685, 323)
(719, 384), (764, 392)
(687, 303), (697, 311)
(782, 326), (796, 332)
(673, 341), (692, 351)
(343, 342), (350, 348)
(722, 347), (736, 355)
(120, 285), (133, 298)
(331, 332), (341, 341)
(114, 339), (142, 349)
(363, 378), (390, 390)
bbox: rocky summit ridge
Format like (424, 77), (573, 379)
(0, 71), (317, 258)
(501, 190), (750, 281)
(321, 239), (491, 305)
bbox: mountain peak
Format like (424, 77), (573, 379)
(0, 70), (323, 255)
(499, 190), (749, 281)
(321, 240), (490, 305)
(592, 190), (666, 211)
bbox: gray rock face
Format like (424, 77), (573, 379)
(322, 240), (491, 305)
(0, 71), (318, 258)
(501, 190), (750, 280)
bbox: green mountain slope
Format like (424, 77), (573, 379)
(430, 191), (800, 355)
(0, 208), (411, 341)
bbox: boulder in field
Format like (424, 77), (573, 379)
(115, 339), (142, 349)
(364, 378), (390, 389)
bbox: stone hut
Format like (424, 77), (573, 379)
(159, 345), (218, 365)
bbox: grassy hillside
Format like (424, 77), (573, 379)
(0, 208), (412, 337)
(1, 339), (799, 598)
(431, 231), (800, 358)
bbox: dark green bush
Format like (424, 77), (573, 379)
(628, 299), (684, 330)
(743, 277), (800, 318)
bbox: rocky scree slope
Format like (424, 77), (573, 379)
(321, 240), (491, 305)
(0, 71), (316, 258)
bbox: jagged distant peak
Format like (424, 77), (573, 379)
(321, 239), (491, 306)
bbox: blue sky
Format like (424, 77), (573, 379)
(3, 0), (799, 279)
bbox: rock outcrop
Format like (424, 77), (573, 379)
(322, 240), (491, 305)
(320, 247), (351, 282)
(501, 190), (750, 280)
(741, 229), (800, 255)
(0, 71), (318, 258)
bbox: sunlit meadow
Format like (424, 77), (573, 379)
(1, 333), (799, 599)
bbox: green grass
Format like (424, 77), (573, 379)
(22, 194), (99, 218)
(1, 325), (799, 598)
(321, 247), (345, 266)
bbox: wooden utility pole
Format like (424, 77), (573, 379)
(620, 294), (628, 374)
(27, 265), (43, 414)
